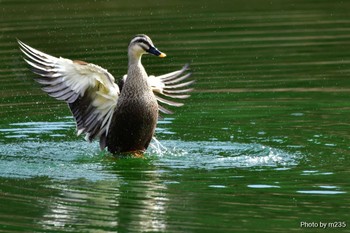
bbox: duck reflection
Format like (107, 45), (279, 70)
(39, 159), (168, 232)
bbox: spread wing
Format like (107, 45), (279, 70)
(18, 40), (120, 147)
(121, 64), (194, 114)
(148, 64), (194, 114)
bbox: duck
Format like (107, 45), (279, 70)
(18, 34), (193, 155)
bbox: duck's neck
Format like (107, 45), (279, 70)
(127, 52), (146, 80)
(124, 52), (149, 95)
(128, 51), (143, 66)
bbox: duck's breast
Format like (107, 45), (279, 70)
(106, 65), (158, 153)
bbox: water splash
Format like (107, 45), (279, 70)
(0, 139), (300, 180)
(149, 140), (300, 169)
(0, 120), (301, 180)
(149, 137), (168, 155)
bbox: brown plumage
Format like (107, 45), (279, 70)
(18, 34), (193, 155)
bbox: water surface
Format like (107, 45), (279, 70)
(1, 0), (350, 232)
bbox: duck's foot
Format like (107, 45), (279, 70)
(129, 150), (145, 158)
(110, 150), (145, 158)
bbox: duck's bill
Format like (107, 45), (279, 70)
(147, 46), (166, 58)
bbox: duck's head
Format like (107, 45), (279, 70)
(128, 34), (166, 61)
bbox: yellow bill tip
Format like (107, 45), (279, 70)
(159, 52), (167, 58)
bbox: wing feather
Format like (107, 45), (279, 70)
(147, 64), (194, 114)
(18, 40), (120, 147)
(155, 95), (184, 107)
(163, 80), (195, 89)
(120, 64), (193, 115)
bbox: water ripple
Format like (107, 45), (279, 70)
(0, 138), (300, 180)
(150, 140), (300, 169)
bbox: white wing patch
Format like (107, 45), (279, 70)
(125, 64), (194, 114)
(18, 40), (120, 147)
(149, 64), (194, 114)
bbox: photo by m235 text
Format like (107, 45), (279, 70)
(300, 221), (347, 229)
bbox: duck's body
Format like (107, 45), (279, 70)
(107, 61), (158, 153)
(18, 35), (193, 155)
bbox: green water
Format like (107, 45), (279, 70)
(1, 0), (350, 232)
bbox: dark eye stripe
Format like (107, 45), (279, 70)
(131, 37), (151, 47)
(137, 39), (151, 47)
